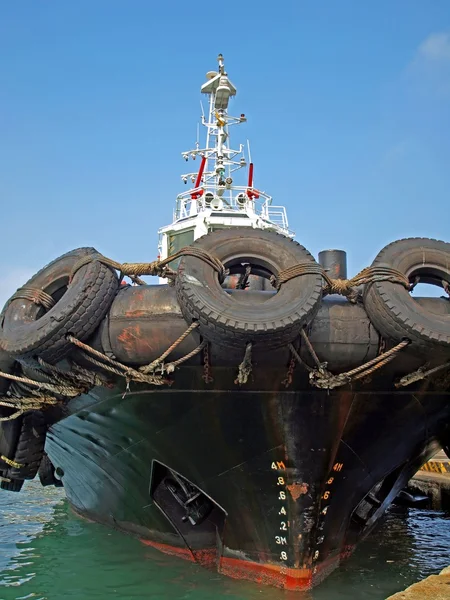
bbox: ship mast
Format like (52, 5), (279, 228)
(180, 53), (248, 202)
(157, 54), (292, 266)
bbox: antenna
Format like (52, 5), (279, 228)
(247, 140), (252, 164)
(200, 100), (205, 120)
(196, 123), (199, 148)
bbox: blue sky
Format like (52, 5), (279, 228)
(1, 1), (449, 305)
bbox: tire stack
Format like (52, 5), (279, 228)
(0, 248), (119, 491)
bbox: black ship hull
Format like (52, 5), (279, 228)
(1, 55), (449, 594)
(1, 234), (448, 592)
(45, 367), (449, 591)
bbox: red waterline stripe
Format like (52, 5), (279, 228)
(140, 539), (195, 562)
(140, 537), (351, 591)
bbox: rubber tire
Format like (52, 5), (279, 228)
(0, 349), (15, 396)
(38, 453), (63, 488)
(0, 247), (118, 363)
(363, 238), (450, 358)
(0, 411), (46, 480)
(0, 411), (22, 485)
(1, 479), (23, 492)
(176, 228), (323, 349)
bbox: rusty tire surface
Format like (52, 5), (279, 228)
(0, 247), (119, 363)
(176, 228), (323, 349)
(363, 238), (450, 357)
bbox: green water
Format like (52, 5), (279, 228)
(0, 481), (448, 600)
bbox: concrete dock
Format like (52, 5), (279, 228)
(386, 566), (450, 599)
(386, 451), (450, 598)
(407, 450), (450, 510)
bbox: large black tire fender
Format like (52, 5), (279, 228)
(363, 238), (450, 357)
(0, 247), (118, 363)
(0, 411), (46, 482)
(0, 349), (15, 397)
(1, 479), (24, 492)
(0, 352), (23, 492)
(176, 228), (323, 349)
(38, 453), (63, 488)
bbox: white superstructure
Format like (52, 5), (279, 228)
(157, 54), (293, 264)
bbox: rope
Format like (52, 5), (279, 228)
(235, 343), (253, 385)
(288, 343), (313, 373)
(37, 357), (108, 389)
(0, 455), (23, 468)
(0, 357), (96, 422)
(67, 335), (170, 386)
(0, 369), (81, 398)
(165, 341), (206, 373)
(69, 255), (146, 286)
(0, 395), (60, 422)
(7, 287), (56, 311)
(395, 361), (450, 388)
(70, 247), (226, 285)
(271, 263), (412, 303)
(140, 322), (200, 374)
(70, 362), (113, 388)
(288, 333), (410, 390)
(309, 339), (410, 389)
(271, 263), (324, 290)
(300, 328), (324, 371)
(0, 407), (24, 421)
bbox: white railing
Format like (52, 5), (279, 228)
(265, 206), (290, 230)
(173, 184), (291, 232)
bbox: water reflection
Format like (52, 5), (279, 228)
(0, 481), (448, 600)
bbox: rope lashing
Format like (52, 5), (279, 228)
(0, 455), (23, 469)
(0, 369), (82, 398)
(300, 328), (326, 371)
(165, 341), (206, 374)
(0, 396), (59, 421)
(67, 335), (169, 386)
(7, 287), (56, 311)
(396, 361), (450, 388)
(235, 342), (253, 385)
(140, 322), (200, 374)
(271, 264), (412, 303)
(70, 247), (227, 286)
(0, 356), (102, 422)
(288, 333), (410, 390)
(36, 357), (108, 389)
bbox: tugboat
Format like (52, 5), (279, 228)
(0, 54), (449, 592)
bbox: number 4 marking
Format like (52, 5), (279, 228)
(271, 461), (286, 470)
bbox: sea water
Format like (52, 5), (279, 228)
(0, 480), (448, 600)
